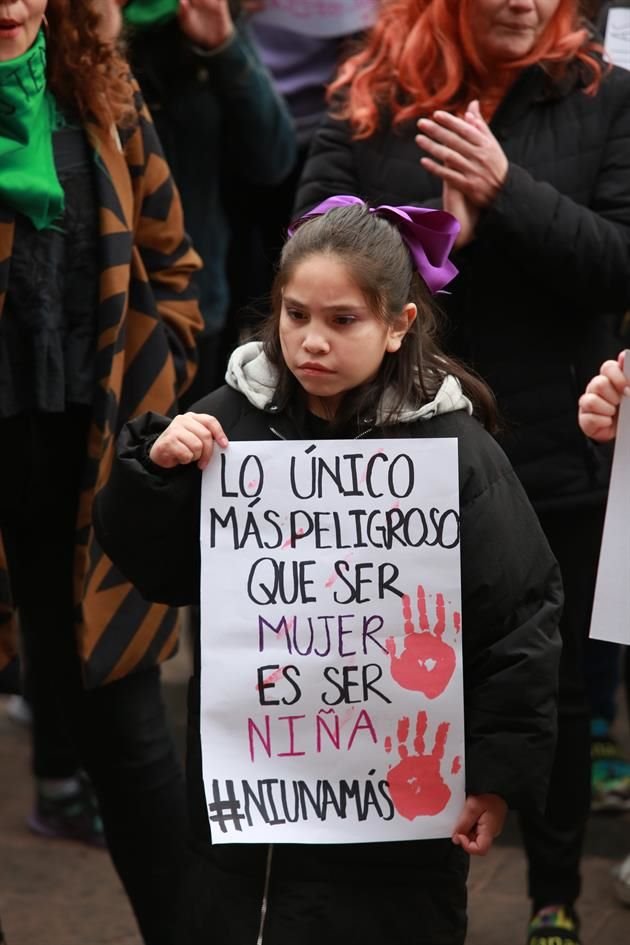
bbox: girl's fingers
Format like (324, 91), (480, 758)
(151, 436), (196, 467)
(161, 428), (206, 465)
(193, 413), (229, 447)
(585, 373), (627, 404)
(177, 413), (229, 470)
(579, 391), (618, 417)
(174, 413), (229, 446)
(198, 432), (216, 471)
(577, 411), (615, 442)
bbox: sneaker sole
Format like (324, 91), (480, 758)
(591, 796), (630, 813)
(27, 813), (107, 849)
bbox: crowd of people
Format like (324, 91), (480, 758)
(0, 1), (629, 945)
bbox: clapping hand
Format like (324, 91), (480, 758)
(416, 99), (508, 208)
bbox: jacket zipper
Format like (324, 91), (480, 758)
(256, 844), (274, 945)
(258, 419), (373, 939)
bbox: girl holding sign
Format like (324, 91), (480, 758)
(96, 199), (562, 944)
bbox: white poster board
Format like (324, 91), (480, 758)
(604, 7), (630, 71)
(251, 0), (379, 38)
(199, 439), (465, 844)
(590, 351), (630, 645)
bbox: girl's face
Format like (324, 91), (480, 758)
(469, 0), (562, 63)
(279, 253), (415, 420)
(0, 0), (47, 61)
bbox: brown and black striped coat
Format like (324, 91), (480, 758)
(0, 90), (204, 687)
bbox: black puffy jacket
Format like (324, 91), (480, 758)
(295, 61), (630, 510)
(95, 384), (562, 945)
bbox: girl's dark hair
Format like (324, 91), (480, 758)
(261, 203), (497, 432)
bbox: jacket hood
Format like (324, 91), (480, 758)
(225, 340), (472, 426)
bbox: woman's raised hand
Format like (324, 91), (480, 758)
(149, 413), (229, 470)
(416, 99), (508, 208)
(578, 352), (630, 443)
(178, 0), (234, 49)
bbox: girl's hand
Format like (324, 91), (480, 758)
(416, 99), (508, 208)
(443, 180), (479, 249)
(178, 0), (234, 49)
(452, 793), (507, 856)
(149, 413), (229, 470)
(578, 352), (630, 442)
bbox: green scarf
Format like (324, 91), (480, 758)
(123, 0), (179, 29)
(0, 30), (64, 231)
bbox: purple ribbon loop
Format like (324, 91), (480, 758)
(288, 195), (460, 295)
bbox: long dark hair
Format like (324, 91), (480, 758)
(261, 203), (497, 432)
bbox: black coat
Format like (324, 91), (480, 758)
(95, 385), (562, 945)
(295, 62), (630, 510)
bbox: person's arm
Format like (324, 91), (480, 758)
(94, 410), (202, 605)
(475, 79), (630, 310)
(127, 88), (204, 396)
(94, 388), (235, 604)
(459, 436), (563, 813)
(178, 1), (296, 186)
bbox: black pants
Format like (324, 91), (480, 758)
(519, 503), (606, 909)
(0, 409), (189, 945)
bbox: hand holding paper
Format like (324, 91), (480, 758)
(150, 412), (229, 469)
(578, 351), (630, 442)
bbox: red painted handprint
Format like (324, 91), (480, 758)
(386, 585), (458, 698)
(385, 712), (451, 819)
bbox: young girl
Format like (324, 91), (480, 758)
(95, 198), (562, 945)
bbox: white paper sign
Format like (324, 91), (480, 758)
(590, 350), (630, 645)
(605, 7), (630, 71)
(251, 0), (379, 39)
(199, 439), (465, 844)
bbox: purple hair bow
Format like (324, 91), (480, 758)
(288, 195), (460, 295)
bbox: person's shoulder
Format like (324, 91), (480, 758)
(600, 61), (630, 99)
(404, 410), (521, 503)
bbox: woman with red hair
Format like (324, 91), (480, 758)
(296, 3), (630, 945)
(0, 1), (205, 943)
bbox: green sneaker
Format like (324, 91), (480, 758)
(591, 718), (630, 813)
(527, 905), (581, 945)
(27, 774), (106, 849)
